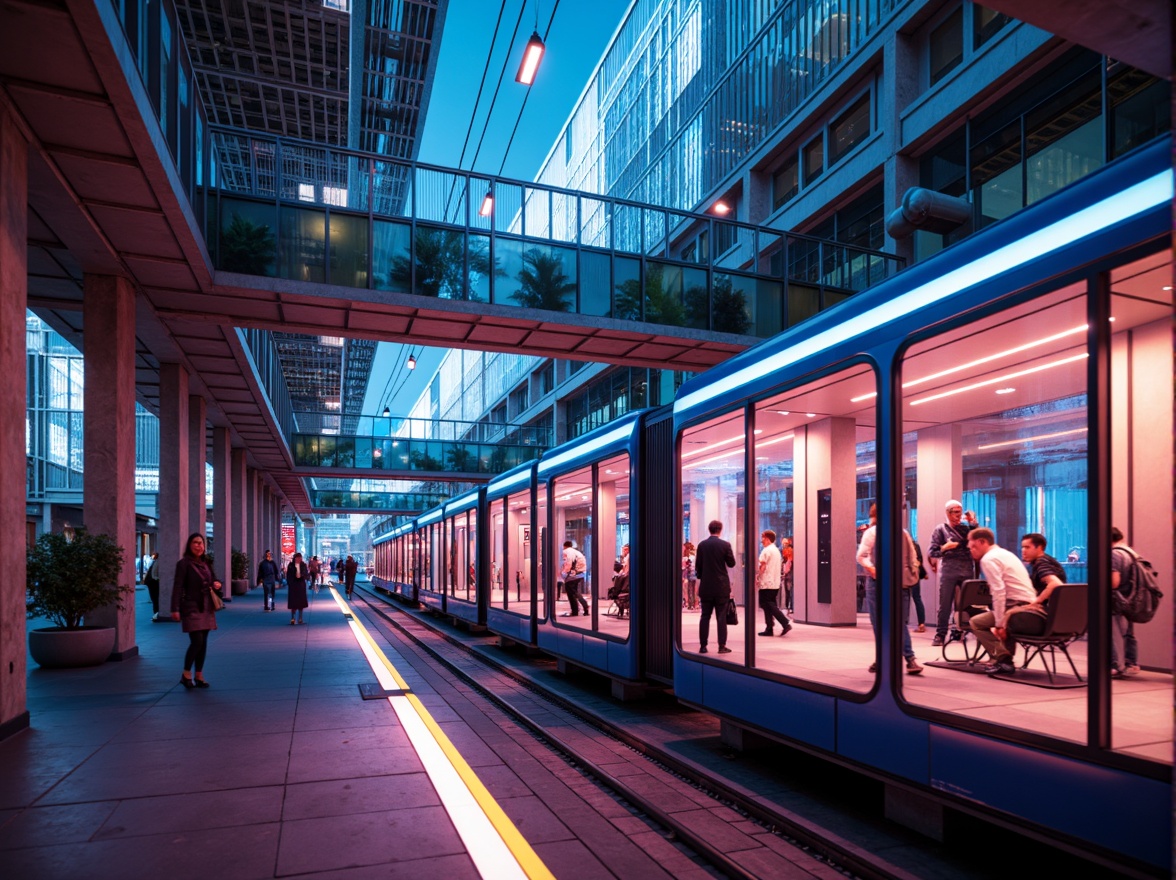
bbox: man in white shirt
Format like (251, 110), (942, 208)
(966, 528), (1038, 675)
(560, 540), (588, 617)
(756, 530), (791, 636)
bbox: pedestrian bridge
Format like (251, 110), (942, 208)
(161, 127), (905, 373)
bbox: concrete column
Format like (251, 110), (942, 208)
(212, 426), (233, 599)
(82, 274), (138, 658)
(187, 395), (207, 553)
(231, 448), (248, 572)
(883, 29), (920, 266)
(247, 469), (259, 574)
(916, 425), (964, 630)
(794, 418), (858, 625)
(157, 364), (190, 619)
(0, 101), (29, 739)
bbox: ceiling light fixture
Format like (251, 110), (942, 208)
(909, 353), (1088, 406)
(406, 354), (417, 370)
(515, 31), (545, 85)
(382, 407), (390, 417)
(977, 427), (1088, 450)
(712, 201), (731, 215)
(479, 188), (494, 217)
(850, 324), (1090, 403)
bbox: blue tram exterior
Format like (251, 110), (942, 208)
(535, 412), (643, 684)
(372, 140), (1172, 870)
(670, 140), (1172, 870)
(485, 462), (540, 645)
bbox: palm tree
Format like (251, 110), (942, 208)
(220, 213), (275, 275)
(685, 276), (751, 335)
(388, 228), (496, 301)
(615, 263), (686, 326)
(511, 248), (576, 311)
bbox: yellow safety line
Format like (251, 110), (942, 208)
(329, 587), (555, 880)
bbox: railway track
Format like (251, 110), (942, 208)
(351, 584), (912, 880)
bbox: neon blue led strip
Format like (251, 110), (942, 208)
(675, 171), (1172, 416)
(538, 423), (632, 474)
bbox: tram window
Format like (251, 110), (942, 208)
(1109, 252), (1172, 763)
(680, 411), (747, 665)
(900, 283), (1091, 745)
(553, 466), (593, 631)
(752, 364), (876, 693)
(489, 499), (505, 609)
(536, 483), (548, 620)
(599, 455), (631, 638)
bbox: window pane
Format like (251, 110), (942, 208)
(553, 466), (593, 630)
(828, 93), (871, 165)
(901, 283), (1090, 743)
(681, 411), (746, 663)
(1109, 252), (1172, 763)
(773, 155), (799, 209)
(802, 135), (824, 184)
(973, 5), (1010, 49)
(753, 365), (876, 692)
(600, 454), (631, 638)
(929, 9), (963, 86)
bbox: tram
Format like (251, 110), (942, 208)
(374, 138), (1172, 871)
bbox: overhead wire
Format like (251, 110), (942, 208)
(497, 0), (562, 178)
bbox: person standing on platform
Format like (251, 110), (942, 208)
(858, 506), (923, 674)
(286, 552), (309, 625)
(344, 555), (358, 599)
(144, 552), (161, 619)
(757, 530), (791, 637)
(256, 550), (279, 611)
(696, 520), (736, 654)
(171, 533), (219, 689)
(928, 500), (979, 646)
(781, 537), (795, 613)
(1111, 527), (1145, 677)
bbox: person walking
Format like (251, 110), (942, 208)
(757, 530), (792, 637)
(559, 541), (588, 617)
(308, 555), (320, 593)
(696, 520), (736, 654)
(170, 533), (220, 689)
(344, 555), (358, 599)
(256, 550), (280, 611)
(286, 552), (310, 625)
(144, 552), (161, 619)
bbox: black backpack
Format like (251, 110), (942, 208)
(1112, 547), (1164, 624)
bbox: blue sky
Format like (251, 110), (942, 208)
(363, 0), (632, 416)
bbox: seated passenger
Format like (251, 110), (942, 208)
(966, 529), (1037, 675)
(1001, 533), (1068, 654)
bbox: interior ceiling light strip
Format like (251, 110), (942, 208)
(328, 588), (552, 880)
(675, 171), (1171, 416)
(849, 325), (1089, 402)
(976, 427), (1088, 450)
(907, 353), (1088, 406)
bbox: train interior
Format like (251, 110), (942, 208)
(679, 248), (1172, 765)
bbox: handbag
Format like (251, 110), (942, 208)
(725, 598), (739, 625)
(208, 587), (225, 612)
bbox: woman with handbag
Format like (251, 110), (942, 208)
(171, 533), (220, 689)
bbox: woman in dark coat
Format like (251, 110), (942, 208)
(286, 552), (310, 625)
(170, 533), (220, 688)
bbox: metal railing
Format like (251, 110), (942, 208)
(206, 126), (904, 338)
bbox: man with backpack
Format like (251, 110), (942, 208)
(1110, 527), (1161, 677)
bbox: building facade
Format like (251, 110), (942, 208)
(400, 0), (1167, 476)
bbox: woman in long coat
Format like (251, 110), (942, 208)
(170, 533), (220, 688)
(286, 552), (310, 625)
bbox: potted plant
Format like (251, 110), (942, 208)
(231, 548), (250, 596)
(26, 529), (132, 668)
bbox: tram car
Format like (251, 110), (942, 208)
(374, 139), (1172, 872)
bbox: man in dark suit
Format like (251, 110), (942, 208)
(696, 520), (736, 654)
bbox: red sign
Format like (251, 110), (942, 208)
(281, 524), (296, 557)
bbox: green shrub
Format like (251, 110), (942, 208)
(26, 529), (131, 629)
